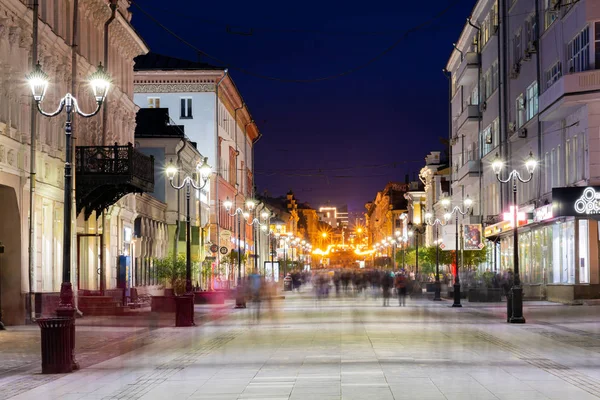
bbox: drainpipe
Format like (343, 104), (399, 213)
(27, 0), (39, 324)
(71, 0), (79, 305)
(442, 69), (452, 198)
(101, 0), (117, 147)
(452, 43), (464, 62)
(214, 70), (228, 280)
(500, 0), (510, 210)
(173, 140), (187, 265)
(535, 0), (542, 202)
(99, 0), (117, 294)
(467, 17), (483, 225)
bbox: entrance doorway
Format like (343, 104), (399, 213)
(77, 234), (102, 291)
(0, 185), (23, 325)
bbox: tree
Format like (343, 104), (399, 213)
(154, 254), (199, 295)
(462, 246), (490, 271)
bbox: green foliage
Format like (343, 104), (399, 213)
(226, 250), (247, 266)
(153, 254), (199, 295)
(397, 246), (453, 275)
(462, 246), (490, 270)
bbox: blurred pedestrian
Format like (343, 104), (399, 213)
(395, 272), (407, 306)
(381, 272), (393, 306)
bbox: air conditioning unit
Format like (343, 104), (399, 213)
(508, 122), (517, 133)
(450, 136), (458, 145)
(518, 128), (528, 138)
(510, 63), (520, 79)
(480, 101), (488, 112)
(527, 41), (537, 54)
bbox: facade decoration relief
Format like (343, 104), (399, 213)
(134, 83), (216, 93)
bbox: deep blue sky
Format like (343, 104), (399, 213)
(130, 0), (475, 211)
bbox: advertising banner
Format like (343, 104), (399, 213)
(463, 224), (483, 250)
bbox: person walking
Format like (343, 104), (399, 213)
(381, 272), (393, 306)
(395, 272), (407, 306)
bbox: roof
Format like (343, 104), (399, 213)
(134, 52), (224, 72)
(134, 108), (185, 138)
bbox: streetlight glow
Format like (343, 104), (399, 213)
(165, 163), (178, 181)
(197, 157), (212, 179)
(224, 197), (233, 211)
(525, 151), (537, 174)
(491, 153), (504, 175)
(26, 61), (49, 102)
(88, 63), (111, 103)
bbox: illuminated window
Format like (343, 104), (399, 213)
(567, 27), (590, 73)
(148, 97), (160, 108)
(545, 61), (562, 89)
(526, 82), (538, 121)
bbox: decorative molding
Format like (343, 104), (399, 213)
(134, 83), (216, 93)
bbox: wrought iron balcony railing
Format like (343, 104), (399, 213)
(76, 143), (154, 219)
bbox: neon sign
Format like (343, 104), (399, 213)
(574, 188), (600, 214)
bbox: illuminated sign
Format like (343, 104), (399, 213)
(503, 206), (526, 228)
(534, 204), (553, 222)
(553, 186), (600, 217)
(575, 187), (600, 214)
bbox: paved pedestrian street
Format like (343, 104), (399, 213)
(4, 296), (600, 400)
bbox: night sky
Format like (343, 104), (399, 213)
(130, 0), (475, 211)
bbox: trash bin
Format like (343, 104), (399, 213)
(175, 294), (194, 327)
(38, 317), (73, 374)
(283, 275), (292, 292)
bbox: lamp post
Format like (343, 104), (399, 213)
(407, 222), (425, 276)
(166, 157), (211, 294)
(224, 197), (257, 308)
(492, 151), (537, 324)
(401, 236), (407, 270)
(425, 212), (449, 301)
(440, 196), (472, 308)
(28, 62), (110, 372)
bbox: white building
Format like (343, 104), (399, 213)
(133, 53), (263, 283)
(446, 0), (600, 303)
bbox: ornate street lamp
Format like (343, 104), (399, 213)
(492, 151), (537, 324)
(28, 62), (110, 372)
(166, 157), (211, 295)
(425, 212), (449, 301)
(440, 195), (472, 307)
(224, 197), (265, 307)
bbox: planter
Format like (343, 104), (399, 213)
(468, 288), (502, 302)
(194, 291), (225, 305)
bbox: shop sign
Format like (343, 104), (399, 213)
(534, 204), (553, 222)
(463, 224), (483, 250)
(219, 246), (229, 255)
(553, 186), (600, 217)
(210, 244), (219, 253)
(503, 206), (526, 228)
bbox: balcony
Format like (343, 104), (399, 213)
(76, 143), (155, 219)
(452, 160), (480, 185)
(539, 69), (600, 121)
(456, 52), (480, 87)
(453, 104), (480, 135)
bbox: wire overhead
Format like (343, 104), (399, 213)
(131, 0), (463, 83)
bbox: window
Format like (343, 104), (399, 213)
(471, 86), (479, 106)
(545, 61), (562, 89)
(545, 0), (559, 29)
(148, 97), (160, 108)
(513, 29), (522, 64)
(579, 220), (590, 284)
(551, 148), (556, 188)
(516, 94), (526, 128)
(229, 147), (237, 186)
(526, 82), (538, 121)
(480, 1), (498, 48)
(180, 98), (193, 119)
(482, 118), (499, 156)
(567, 27), (590, 73)
(491, 61), (499, 93)
(595, 22), (600, 69)
(525, 16), (538, 50)
(545, 152), (550, 193)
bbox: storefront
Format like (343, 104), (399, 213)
(484, 187), (600, 303)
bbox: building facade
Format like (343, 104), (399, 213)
(0, 0), (152, 324)
(133, 53), (261, 284)
(447, 0), (600, 302)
